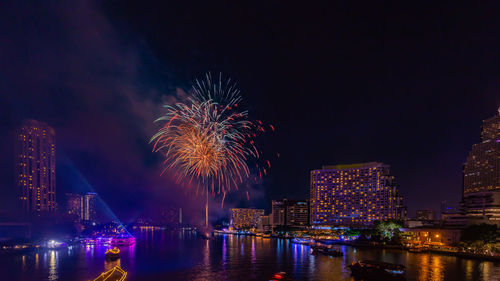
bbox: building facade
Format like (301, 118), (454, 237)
(83, 192), (97, 221)
(416, 209), (435, 221)
(271, 200), (285, 226)
(260, 215), (272, 231)
(16, 120), (56, 214)
(66, 192), (98, 222)
(402, 228), (462, 246)
(286, 200), (309, 227)
(230, 208), (264, 229)
(310, 162), (404, 226)
(462, 108), (500, 226)
(66, 193), (83, 220)
(272, 199), (309, 227)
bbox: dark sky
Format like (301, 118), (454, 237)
(1, 1), (499, 221)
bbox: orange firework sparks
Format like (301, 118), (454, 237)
(151, 73), (269, 197)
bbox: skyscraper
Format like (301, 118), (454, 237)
(462, 108), (500, 225)
(83, 192), (97, 221)
(16, 119), (56, 214)
(271, 200), (285, 226)
(285, 200), (309, 227)
(272, 199), (309, 227)
(66, 192), (98, 222)
(310, 162), (404, 226)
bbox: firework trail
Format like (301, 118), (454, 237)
(151, 73), (270, 227)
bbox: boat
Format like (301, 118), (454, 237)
(348, 260), (406, 280)
(311, 245), (343, 257)
(93, 266), (127, 281)
(111, 236), (135, 246)
(262, 233), (271, 238)
(105, 247), (120, 260)
(408, 246), (426, 253)
(270, 271), (293, 280)
(291, 238), (312, 245)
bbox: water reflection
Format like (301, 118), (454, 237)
(104, 258), (121, 272)
(431, 255), (443, 281)
(35, 253), (39, 270)
(1, 232), (499, 281)
(48, 250), (57, 281)
(21, 255), (26, 271)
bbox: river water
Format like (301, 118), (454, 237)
(1, 229), (499, 281)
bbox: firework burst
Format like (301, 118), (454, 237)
(151, 73), (269, 202)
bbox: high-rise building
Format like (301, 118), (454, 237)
(66, 193), (83, 220)
(272, 199), (309, 227)
(285, 200), (309, 227)
(66, 192), (98, 222)
(83, 192), (97, 221)
(416, 209), (435, 221)
(16, 120), (56, 214)
(462, 108), (500, 226)
(230, 208), (264, 229)
(310, 162), (405, 226)
(271, 200), (285, 226)
(260, 215), (272, 231)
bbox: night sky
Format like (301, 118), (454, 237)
(1, 1), (499, 222)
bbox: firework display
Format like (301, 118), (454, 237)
(151, 74), (270, 198)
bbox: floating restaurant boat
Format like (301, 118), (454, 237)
(105, 247), (120, 261)
(111, 236), (135, 246)
(348, 260), (406, 280)
(311, 245), (343, 257)
(93, 266), (127, 281)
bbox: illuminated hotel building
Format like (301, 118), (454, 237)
(310, 162), (404, 226)
(462, 108), (500, 225)
(230, 208), (264, 229)
(16, 120), (56, 214)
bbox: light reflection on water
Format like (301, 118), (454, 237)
(0, 230), (499, 281)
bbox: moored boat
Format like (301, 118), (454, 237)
(408, 247), (422, 253)
(348, 260), (406, 280)
(311, 245), (343, 257)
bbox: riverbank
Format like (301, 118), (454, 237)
(329, 240), (500, 262)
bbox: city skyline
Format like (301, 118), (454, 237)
(1, 1), (500, 221)
(2, 108), (499, 222)
(2, 2), (500, 280)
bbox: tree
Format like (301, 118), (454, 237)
(461, 224), (498, 244)
(374, 220), (403, 241)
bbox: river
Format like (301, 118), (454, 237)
(1, 229), (499, 280)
